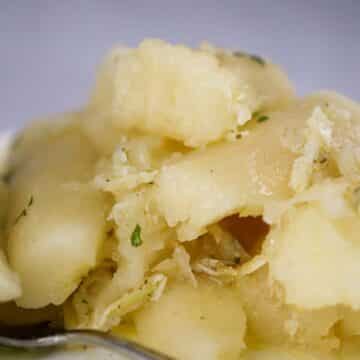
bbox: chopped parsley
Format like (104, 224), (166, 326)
(249, 54), (266, 66)
(252, 111), (269, 123)
(14, 195), (34, 225)
(257, 115), (269, 123)
(233, 51), (266, 66)
(131, 224), (142, 247)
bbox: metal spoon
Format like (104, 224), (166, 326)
(0, 329), (174, 360)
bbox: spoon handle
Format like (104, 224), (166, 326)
(0, 330), (174, 360)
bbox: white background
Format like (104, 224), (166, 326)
(1, 0), (359, 130)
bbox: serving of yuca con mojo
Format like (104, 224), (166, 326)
(1, 39), (360, 359)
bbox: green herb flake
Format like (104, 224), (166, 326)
(233, 51), (266, 66)
(257, 115), (269, 123)
(131, 224), (142, 247)
(249, 54), (266, 66)
(14, 195), (34, 225)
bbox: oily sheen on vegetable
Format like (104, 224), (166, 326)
(0, 39), (360, 360)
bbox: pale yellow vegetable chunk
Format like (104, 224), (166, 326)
(240, 346), (337, 360)
(264, 205), (360, 310)
(155, 91), (360, 241)
(340, 339), (360, 360)
(217, 46), (295, 111)
(0, 250), (21, 302)
(154, 103), (299, 241)
(7, 130), (108, 308)
(134, 279), (246, 360)
(237, 268), (340, 350)
(84, 188), (173, 329)
(0, 181), (9, 231)
(0, 179), (21, 302)
(89, 39), (294, 147)
(339, 308), (360, 337)
(287, 91), (360, 187)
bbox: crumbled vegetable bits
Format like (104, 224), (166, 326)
(131, 224), (143, 247)
(14, 196), (34, 225)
